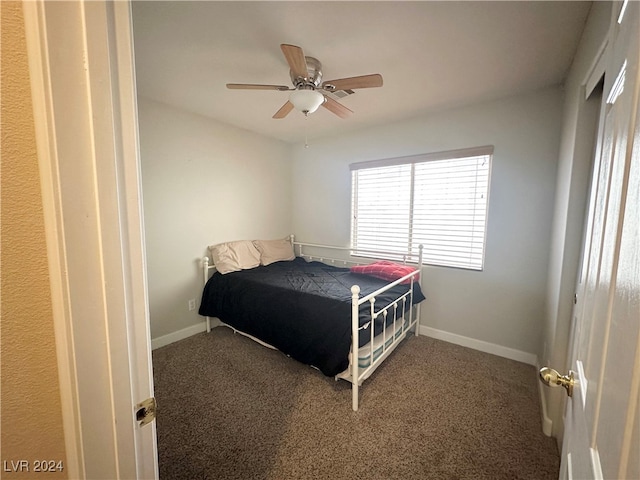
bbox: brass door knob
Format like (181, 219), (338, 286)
(539, 367), (575, 397)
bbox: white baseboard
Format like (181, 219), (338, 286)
(154, 322), (541, 363)
(151, 321), (208, 350)
(418, 325), (539, 366)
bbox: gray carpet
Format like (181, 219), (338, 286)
(152, 327), (559, 480)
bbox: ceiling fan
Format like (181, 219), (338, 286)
(226, 44), (383, 119)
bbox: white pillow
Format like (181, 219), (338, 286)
(253, 238), (295, 266)
(209, 240), (261, 274)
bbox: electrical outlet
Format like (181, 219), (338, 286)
(188, 299), (196, 311)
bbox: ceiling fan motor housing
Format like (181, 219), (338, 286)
(290, 56), (323, 89)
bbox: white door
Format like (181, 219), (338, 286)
(542, 2), (640, 479)
(24, 1), (158, 478)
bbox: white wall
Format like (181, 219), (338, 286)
(138, 98), (292, 340)
(291, 87), (564, 358)
(543, 1), (612, 440)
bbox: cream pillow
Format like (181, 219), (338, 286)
(209, 240), (261, 274)
(253, 238), (295, 266)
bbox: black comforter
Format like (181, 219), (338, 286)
(199, 257), (425, 376)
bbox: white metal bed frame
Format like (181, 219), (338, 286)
(201, 235), (423, 411)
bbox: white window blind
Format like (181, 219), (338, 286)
(351, 146), (493, 270)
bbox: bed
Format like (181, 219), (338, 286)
(199, 235), (425, 410)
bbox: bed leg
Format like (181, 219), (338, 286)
(206, 316), (211, 333)
(352, 383), (359, 411)
(415, 245), (423, 338)
(351, 285), (360, 411)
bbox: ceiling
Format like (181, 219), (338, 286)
(131, 1), (592, 144)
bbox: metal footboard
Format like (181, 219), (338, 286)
(293, 236), (423, 411)
(348, 266), (421, 410)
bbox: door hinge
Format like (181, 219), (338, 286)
(135, 397), (156, 427)
(574, 293), (577, 304)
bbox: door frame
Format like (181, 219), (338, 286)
(23, 1), (157, 478)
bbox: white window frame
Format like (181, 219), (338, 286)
(350, 146), (493, 270)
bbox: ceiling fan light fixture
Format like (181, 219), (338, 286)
(289, 89), (324, 114)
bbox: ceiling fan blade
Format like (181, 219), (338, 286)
(273, 101), (294, 119)
(227, 83), (291, 91)
(322, 96), (353, 119)
(322, 74), (383, 91)
(280, 44), (308, 79)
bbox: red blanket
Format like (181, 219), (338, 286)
(350, 260), (419, 284)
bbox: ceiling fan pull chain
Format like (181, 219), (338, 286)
(304, 114), (310, 148)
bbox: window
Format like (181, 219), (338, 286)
(350, 146), (493, 270)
